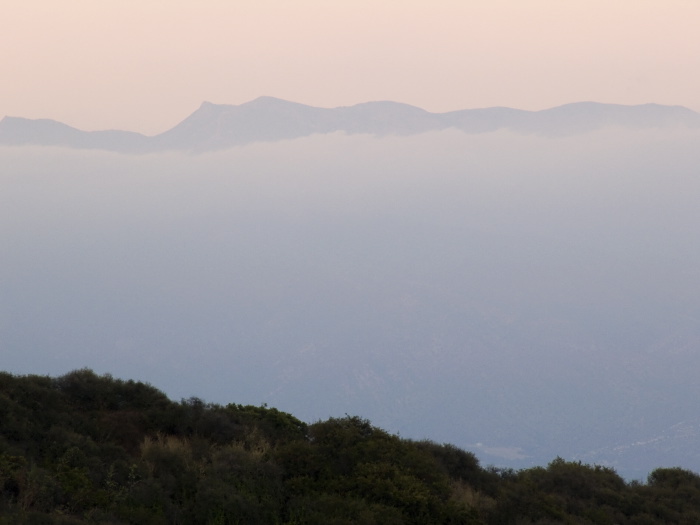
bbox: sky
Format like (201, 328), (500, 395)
(4, 0), (700, 135)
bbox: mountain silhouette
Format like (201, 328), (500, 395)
(2, 97), (699, 153)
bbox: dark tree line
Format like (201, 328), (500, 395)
(1, 369), (699, 524)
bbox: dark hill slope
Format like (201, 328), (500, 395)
(1, 370), (700, 524)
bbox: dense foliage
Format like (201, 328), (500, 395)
(1, 370), (699, 524)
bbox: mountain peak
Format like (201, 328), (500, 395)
(241, 96), (315, 110)
(3, 100), (699, 153)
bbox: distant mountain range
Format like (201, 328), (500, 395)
(2, 97), (699, 153)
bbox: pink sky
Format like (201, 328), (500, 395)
(4, 0), (700, 134)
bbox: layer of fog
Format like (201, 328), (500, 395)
(2, 128), (700, 478)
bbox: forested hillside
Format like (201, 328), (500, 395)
(1, 370), (699, 524)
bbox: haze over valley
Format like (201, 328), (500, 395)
(3, 101), (700, 479)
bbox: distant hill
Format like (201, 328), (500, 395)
(0, 116), (150, 153)
(2, 98), (699, 153)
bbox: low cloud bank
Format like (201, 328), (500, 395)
(3, 128), (700, 477)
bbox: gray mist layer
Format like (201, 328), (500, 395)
(2, 128), (700, 479)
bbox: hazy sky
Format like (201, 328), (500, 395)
(4, 0), (700, 134)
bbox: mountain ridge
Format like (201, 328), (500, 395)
(2, 98), (700, 153)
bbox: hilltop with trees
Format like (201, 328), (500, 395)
(1, 369), (699, 524)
